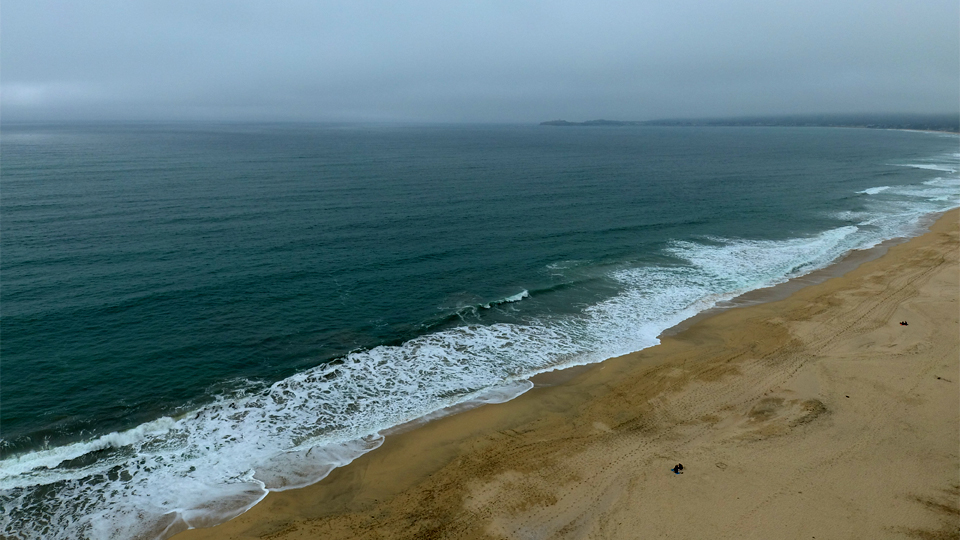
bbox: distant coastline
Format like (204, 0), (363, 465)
(540, 114), (960, 133)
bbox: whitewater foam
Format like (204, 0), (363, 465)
(899, 163), (957, 173)
(858, 186), (890, 195)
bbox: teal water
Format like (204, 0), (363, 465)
(2, 124), (958, 539)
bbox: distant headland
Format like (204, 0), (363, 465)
(540, 114), (960, 133)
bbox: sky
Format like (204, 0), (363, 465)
(3, 0), (958, 123)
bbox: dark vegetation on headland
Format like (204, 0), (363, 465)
(541, 114), (960, 133)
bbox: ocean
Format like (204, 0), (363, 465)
(1, 123), (957, 539)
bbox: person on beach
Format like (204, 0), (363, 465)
(672, 463), (684, 474)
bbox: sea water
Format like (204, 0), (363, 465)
(1, 124), (957, 539)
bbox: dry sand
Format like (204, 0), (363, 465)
(176, 209), (959, 540)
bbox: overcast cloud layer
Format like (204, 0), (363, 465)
(3, 0), (958, 123)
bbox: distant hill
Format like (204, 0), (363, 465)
(540, 119), (644, 126)
(541, 114), (959, 132)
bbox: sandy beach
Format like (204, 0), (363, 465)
(176, 209), (959, 540)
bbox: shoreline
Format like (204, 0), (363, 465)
(175, 210), (959, 539)
(532, 212), (942, 390)
(345, 210), (951, 430)
(891, 128), (960, 135)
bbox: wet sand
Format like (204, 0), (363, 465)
(175, 209), (959, 540)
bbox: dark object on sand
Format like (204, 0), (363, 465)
(899, 321), (908, 326)
(672, 463), (684, 474)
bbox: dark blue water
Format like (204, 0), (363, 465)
(2, 123), (957, 539)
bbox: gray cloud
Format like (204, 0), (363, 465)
(3, 0), (958, 122)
